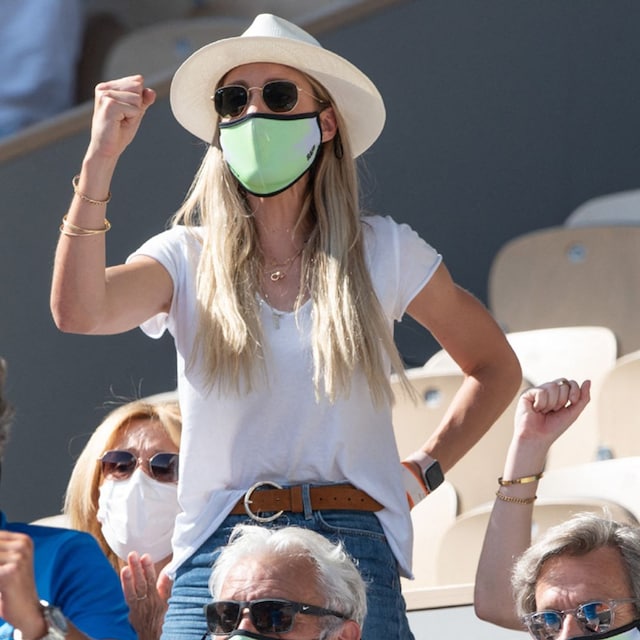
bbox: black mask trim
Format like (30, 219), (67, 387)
(571, 618), (640, 640)
(218, 111), (321, 130)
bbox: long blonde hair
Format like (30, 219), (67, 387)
(173, 75), (412, 405)
(63, 399), (182, 571)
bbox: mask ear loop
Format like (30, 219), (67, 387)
(333, 131), (344, 159)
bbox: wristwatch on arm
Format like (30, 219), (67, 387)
(14, 601), (68, 640)
(422, 457), (445, 492)
(402, 452), (444, 508)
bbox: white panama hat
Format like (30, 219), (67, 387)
(169, 13), (386, 158)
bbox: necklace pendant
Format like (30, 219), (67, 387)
(272, 311), (281, 330)
(270, 270), (286, 282)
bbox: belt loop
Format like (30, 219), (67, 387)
(302, 484), (313, 519)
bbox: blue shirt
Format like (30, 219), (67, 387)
(0, 512), (136, 640)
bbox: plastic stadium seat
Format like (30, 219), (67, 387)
(401, 480), (458, 592)
(537, 457), (640, 523)
(435, 497), (637, 585)
(488, 226), (640, 357)
(30, 514), (71, 528)
(565, 189), (640, 228)
(594, 350), (640, 459)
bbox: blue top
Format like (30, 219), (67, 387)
(0, 512), (136, 640)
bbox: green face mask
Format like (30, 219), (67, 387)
(219, 112), (322, 197)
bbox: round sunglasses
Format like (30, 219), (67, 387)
(212, 80), (326, 119)
(98, 449), (179, 483)
(523, 599), (640, 640)
(203, 598), (347, 635)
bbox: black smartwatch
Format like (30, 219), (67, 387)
(423, 458), (444, 492)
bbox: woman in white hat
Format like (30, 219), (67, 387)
(51, 13), (521, 640)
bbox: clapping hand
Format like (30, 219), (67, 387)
(120, 552), (171, 640)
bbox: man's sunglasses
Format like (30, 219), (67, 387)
(523, 599), (640, 640)
(212, 81), (325, 119)
(99, 450), (179, 483)
(203, 598), (347, 635)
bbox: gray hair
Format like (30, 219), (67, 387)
(0, 358), (14, 459)
(208, 524), (367, 636)
(512, 512), (640, 617)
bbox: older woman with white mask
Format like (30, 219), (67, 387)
(64, 398), (181, 640)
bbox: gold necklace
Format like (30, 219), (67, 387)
(263, 247), (303, 282)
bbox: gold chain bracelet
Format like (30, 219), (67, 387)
(495, 490), (537, 505)
(72, 174), (112, 205)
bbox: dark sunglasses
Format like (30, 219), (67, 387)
(203, 598), (347, 635)
(523, 599), (640, 640)
(99, 450), (179, 483)
(212, 81), (325, 119)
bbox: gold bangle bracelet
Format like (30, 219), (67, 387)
(498, 472), (544, 486)
(60, 215), (111, 236)
(72, 174), (112, 205)
(496, 490), (537, 505)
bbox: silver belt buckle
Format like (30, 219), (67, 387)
(243, 480), (284, 523)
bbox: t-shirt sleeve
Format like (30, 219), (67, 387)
(365, 215), (442, 321)
(47, 531), (136, 640)
(126, 226), (196, 339)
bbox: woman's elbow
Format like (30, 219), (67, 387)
(474, 593), (509, 626)
(473, 590), (495, 623)
(495, 342), (523, 395)
(50, 298), (99, 334)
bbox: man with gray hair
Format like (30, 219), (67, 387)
(0, 357), (136, 640)
(202, 523), (366, 640)
(475, 378), (640, 640)
(513, 513), (640, 640)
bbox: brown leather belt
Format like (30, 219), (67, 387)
(230, 481), (383, 523)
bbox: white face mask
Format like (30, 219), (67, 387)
(97, 468), (180, 562)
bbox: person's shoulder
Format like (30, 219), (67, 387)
(131, 223), (203, 259)
(361, 213), (394, 229)
(16, 521), (96, 546)
(150, 223), (203, 244)
(361, 214), (423, 244)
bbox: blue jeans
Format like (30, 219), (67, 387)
(161, 508), (415, 640)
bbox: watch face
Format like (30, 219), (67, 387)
(40, 601), (68, 637)
(48, 607), (68, 632)
(424, 460), (444, 491)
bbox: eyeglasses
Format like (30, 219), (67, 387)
(523, 599), (640, 640)
(212, 81), (325, 118)
(203, 598), (347, 635)
(99, 450), (179, 483)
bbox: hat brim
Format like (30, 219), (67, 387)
(169, 35), (386, 158)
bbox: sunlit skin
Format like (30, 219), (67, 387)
(102, 418), (178, 640)
(534, 546), (638, 640)
(217, 555), (360, 639)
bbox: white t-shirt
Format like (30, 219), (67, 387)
(128, 214), (442, 577)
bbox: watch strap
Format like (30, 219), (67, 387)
(401, 461), (429, 509)
(14, 602), (68, 640)
(405, 452), (445, 491)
